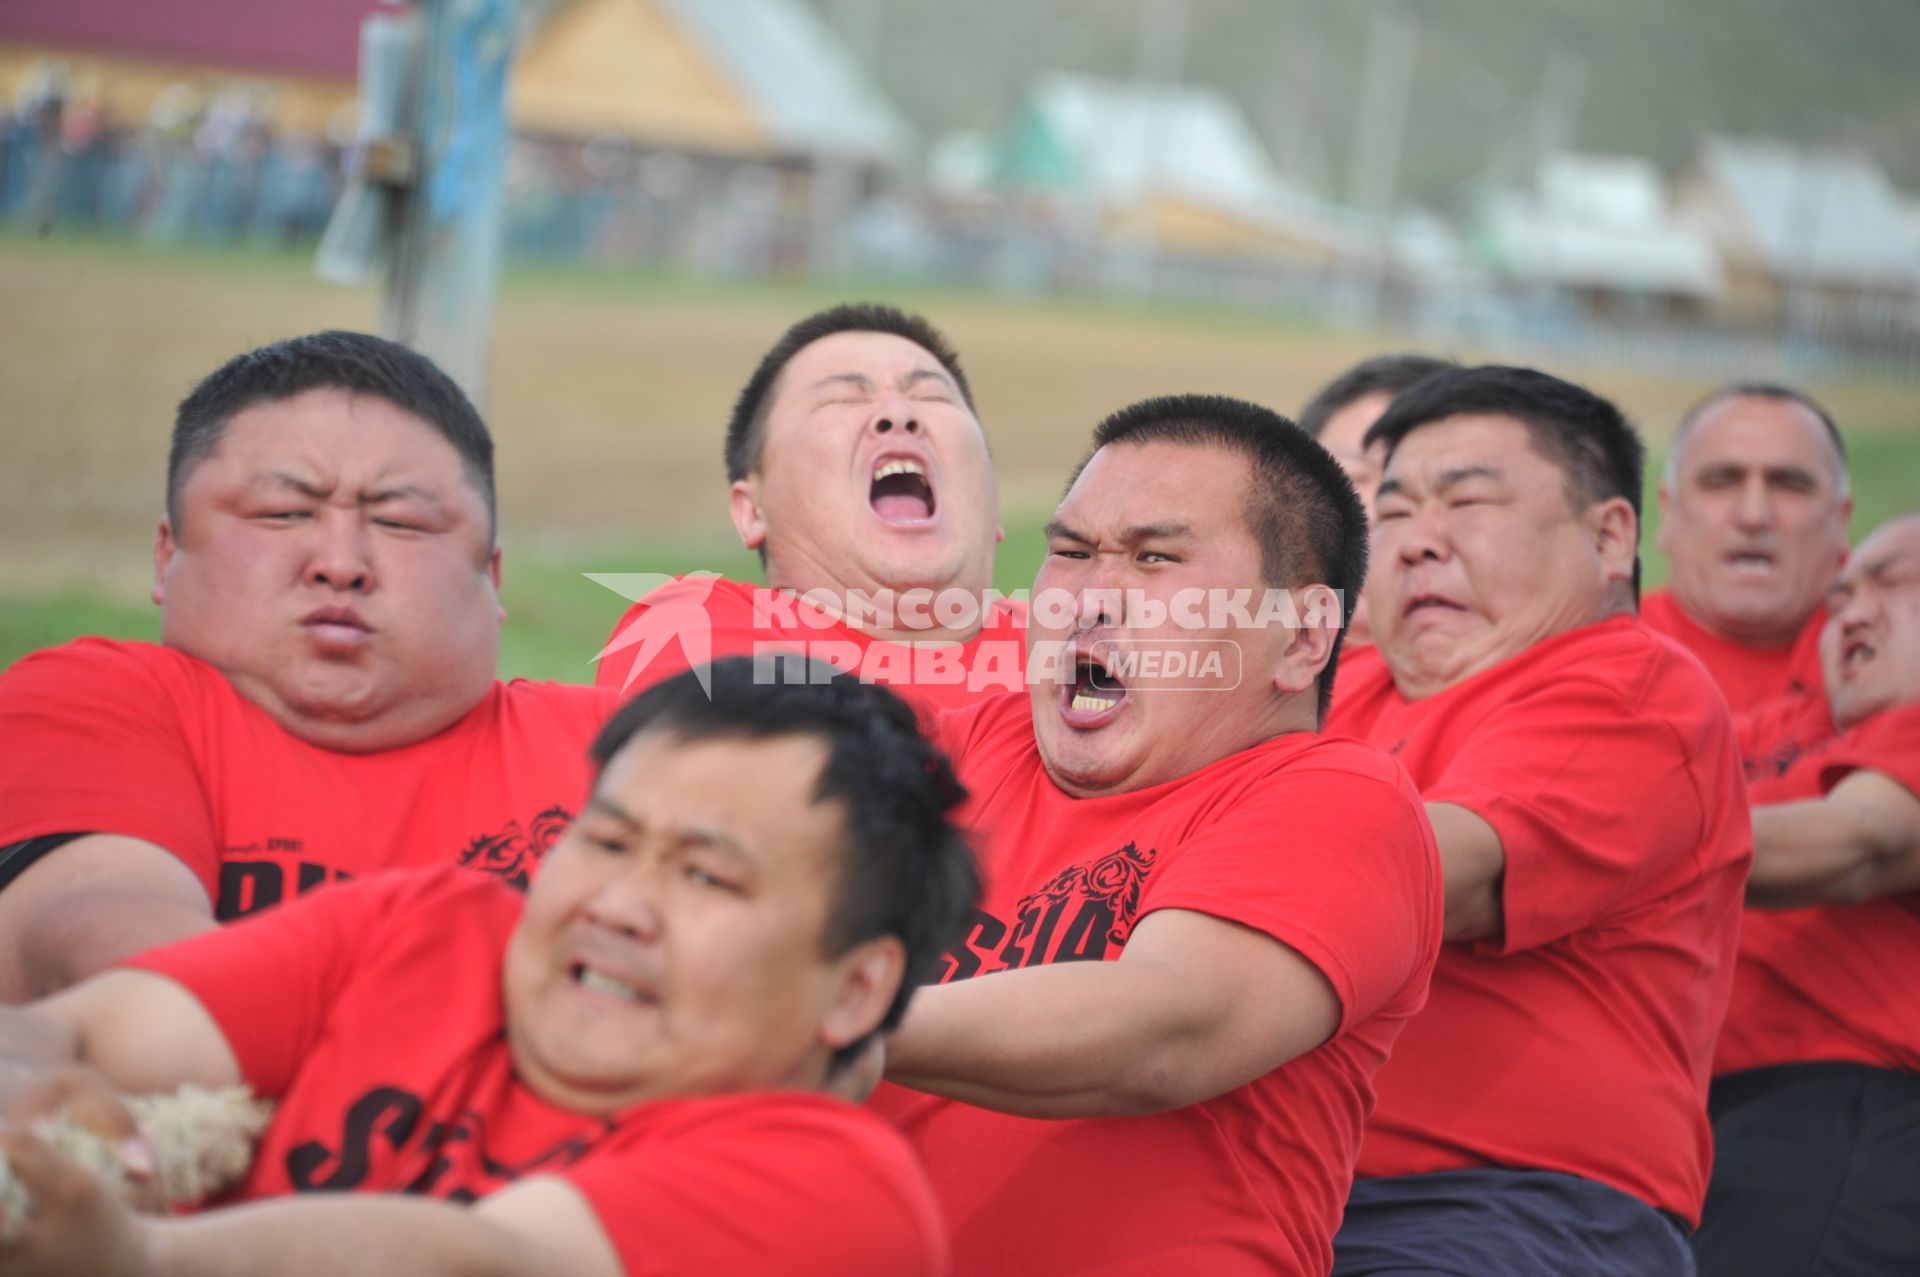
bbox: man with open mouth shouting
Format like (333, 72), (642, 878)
(868, 394), (1444, 1277)
(1696, 510), (1920, 1277)
(1327, 365), (1752, 1277)
(595, 304), (1025, 710)
(1643, 383), (1852, 713)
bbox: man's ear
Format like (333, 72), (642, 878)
(1269, 585), (1341, 698)
(489, 544), (505, 620)
(729, 478), (767, 552)
(819, 935), (906, 1052)
(1654, 483), (1673, 556)
(151, 517), (177, 606)
(1592, 497), (1639, 584)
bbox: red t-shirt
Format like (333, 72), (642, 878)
(1640, 588), (1826, 713)
(594, 576), (1027, 714)
(0, 639), (614, 916)
(868, 693), (1442, 1277)
(1716, 701), (1920, 1076)
(1327, 615), (1751, 1224)
(123, 869), (946, 1276)
(1330, 640), (1387, 715)
(1735, 689), (1838, 784)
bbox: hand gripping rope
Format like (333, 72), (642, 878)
(0, 1085), (274, 1240)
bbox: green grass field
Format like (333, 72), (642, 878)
(8, 440), (1920, 683)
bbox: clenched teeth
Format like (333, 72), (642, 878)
(576, 967), (644, 1002)
(1071, 692), (1122, 713)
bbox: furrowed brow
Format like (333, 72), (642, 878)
(1866, 551), (1918, 584)
(360, 484), (446, 509)
(1434, 465), (1503, 490)
(811, 372), (877, 395)
(677, 826), (756, 867)
(1122, 523), (1195, 543)
(586, 795), (639, 827)
(1044, 519), (1093, 545)
(898, 367), (956, 394)
(255, 471), (328, 498)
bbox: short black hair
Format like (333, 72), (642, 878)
(590, 657), (980, 1073)
(1297, 353), (1458, 439)
(170, 331), (496, 535)
(725, 303), (976, 483)
(1669, 381), (1848, 489)
(1365, 364), (1647, 590)
(1077, 394), (1369, 721)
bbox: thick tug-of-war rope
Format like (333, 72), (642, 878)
(0, 1085), (274, 1241)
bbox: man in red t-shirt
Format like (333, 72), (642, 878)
(1297, 353), (1456, 648)
(0, 332), (617, 1001)
(0, 661), (974, 1277)
(1644, 384), (1851, 711)
(1694, 512), (1920, 1277)
(594, 305), (1024, 713)
(867, 395), (1444, 1277)
(1325, 366), (1751, 1276)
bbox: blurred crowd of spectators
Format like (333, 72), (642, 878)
(0, 69), (339, 246)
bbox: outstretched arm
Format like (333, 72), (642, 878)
(1423, 802), (1506, 943)
(0, 1138), (620, 1277)
(1749, 770), (1920, 908)
(0, 837), (215, 1003)
(0, 971), (238, 1109)
(883, 907), (1340, 1118)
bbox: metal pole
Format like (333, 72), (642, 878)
(1347, 7), (1418, 322)
(1347, 7), (1417, 219)
(384, 0), (518, 404)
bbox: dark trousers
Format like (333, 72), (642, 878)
(1332, 1167), (1694, 1277)
(1695, 1062), (1920, 1277)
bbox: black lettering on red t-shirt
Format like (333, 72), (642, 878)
(947, 843), (1157, 980)
(287, 1086), (424, 1191)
